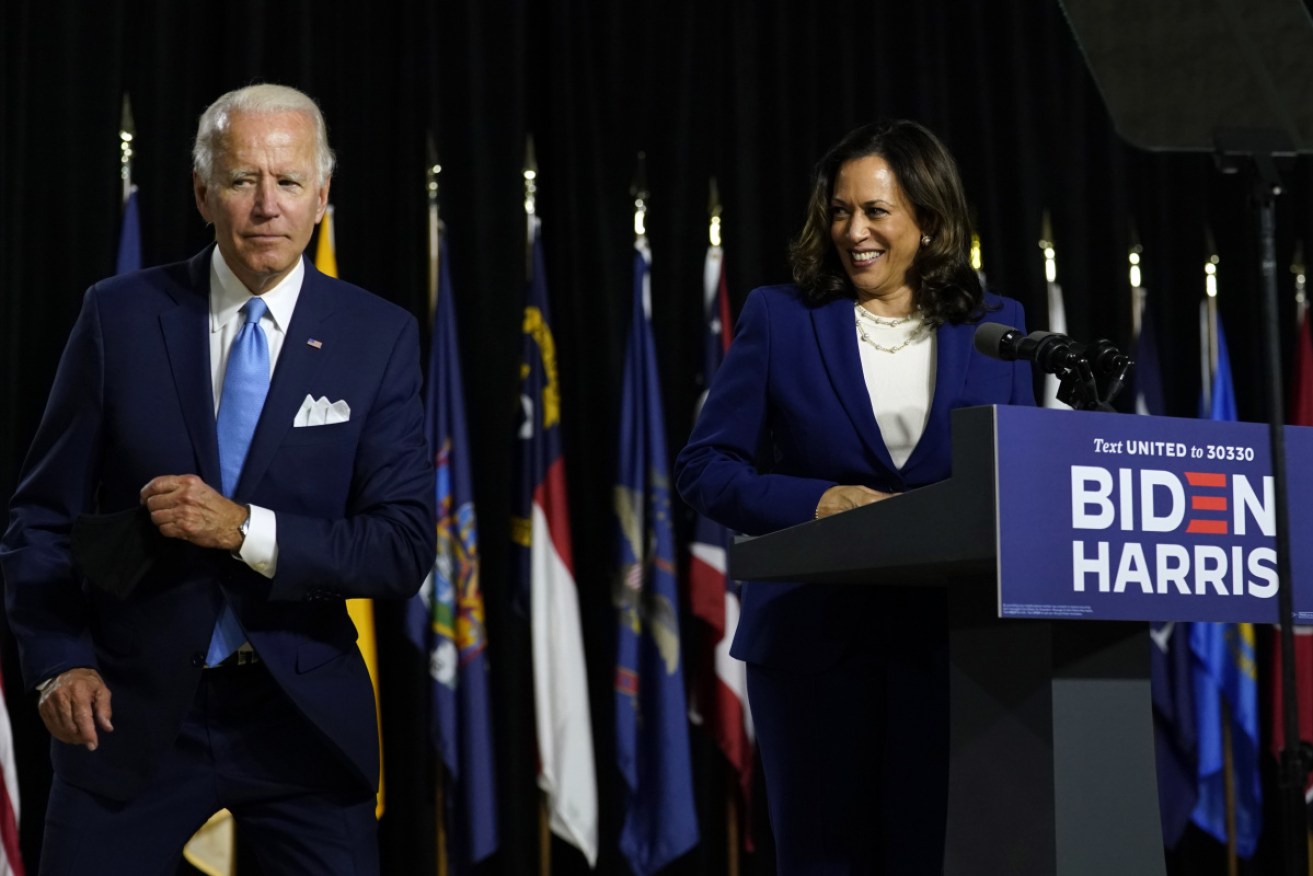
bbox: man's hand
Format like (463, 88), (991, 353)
(815, 485), (895, 520)
(141, 474), (246, 551)
(38, 668), (113, 751)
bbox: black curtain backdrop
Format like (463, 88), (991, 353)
(4, 2), (1313, 874)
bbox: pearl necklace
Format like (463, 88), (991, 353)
(854, 304), (927, 354)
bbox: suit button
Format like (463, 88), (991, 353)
(191, 653), (205, 668)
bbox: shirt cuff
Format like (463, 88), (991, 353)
(237, 504), (279, 578)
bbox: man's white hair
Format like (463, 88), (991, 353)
(193, 84), (335, 186)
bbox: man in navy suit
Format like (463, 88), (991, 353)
(1, 84), (433, 874)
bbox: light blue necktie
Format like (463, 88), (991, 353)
(207, 297), (269, 666)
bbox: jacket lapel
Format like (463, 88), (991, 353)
(235, 258), (336, 498)
(812, 298), (897, 470)
(160, 249), (222, 489)
(901, 318), (972, 477)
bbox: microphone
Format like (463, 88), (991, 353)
(973, 324), (1078, 374)
(973, 324), (1131, 377)
(1070, 337), (1131, 376)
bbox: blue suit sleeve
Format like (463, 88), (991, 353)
(268, 314), (435, 602)
(1, 289), (104, 689)
(675, 290), (836, 536)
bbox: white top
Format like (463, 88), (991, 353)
(853, 305), (936, 469)
(207, 248), (307, 578)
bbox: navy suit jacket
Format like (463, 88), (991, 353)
(675, 284), (1034, 669)
(1, 247), (435, 800)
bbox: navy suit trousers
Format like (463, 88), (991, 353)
(38, 663), (378, 876)
(747, 587), (950, 875)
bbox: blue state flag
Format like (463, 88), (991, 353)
(613, 239), (699, 875)
(404, 231), (498, 868)
(1136, 298), (1198, 847)
(116, 187), (142, 275)
(1189, 317), (1261, 857)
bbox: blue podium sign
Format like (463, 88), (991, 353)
(995, 406), (1313, 622)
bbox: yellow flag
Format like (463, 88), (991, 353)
(315, 206), (386, 819)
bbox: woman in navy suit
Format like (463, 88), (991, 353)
(675, 120), (1034, 874)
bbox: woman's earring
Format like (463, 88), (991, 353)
(921, 235), (931, 246)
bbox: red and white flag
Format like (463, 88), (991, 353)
(687, 244), (755, 812)
(0, 666), (25, 876)
(514, 216), (598, 865)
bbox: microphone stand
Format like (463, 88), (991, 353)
(1053, 355), (1122, 413)
(1215, 129), (1311, 876)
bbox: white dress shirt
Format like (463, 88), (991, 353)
(209, 248), (306, 578)
(854, 310), (936, 470)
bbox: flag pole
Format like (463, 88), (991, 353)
(1294, 241), (1307, 331)
(119, 94), (135, 205)
(525, 136), (539, 282)
(1203, 241), (1241, 876)
(522, 136), (552, 876)
(706, 176), (742, 876)
(424, 138), (450, 876)
(1039, 212), (1065, 408)
(1201, 232), (1220, 413)
(427, 136), (442, 327)
(1297, 240), (1313, 873)
(1129, 221), (1144, 342)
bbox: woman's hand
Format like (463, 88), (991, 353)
(814, 485), (895, 519)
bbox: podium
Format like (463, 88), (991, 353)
(735, 404), (1313, 872)
(730, 404), (1312, 875)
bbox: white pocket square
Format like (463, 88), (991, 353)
(294, 395), (351, 427)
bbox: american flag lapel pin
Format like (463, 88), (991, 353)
(306, 338), (323, 349)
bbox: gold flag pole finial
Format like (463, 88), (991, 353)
(119, 93), (136, 204)
(631, 151), (648, 240)
(708, 177), (722, 248)
(968, 205), (983, 275)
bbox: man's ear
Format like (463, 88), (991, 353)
(193, 172), (212, 224)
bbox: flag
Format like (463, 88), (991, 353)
(314, 204), (338, 277)
(685, 245), (754, 815)
(613, 238), (699, 875)
(314, 207), (386, 818)
(1136, 293), (1198, 848)
(0, 668), (24, 876)
(116, 186), (142, 275)
(1041, 276), (1067, 408)
(1131, 292), (1165, 418)
(404, 229), (498, 866)
(512, 216), (598, 866)
(1190, 317), (1262, 857)
(1269, 306), (1313, 804)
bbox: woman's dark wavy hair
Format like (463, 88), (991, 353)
(789, 119), (987, 325)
